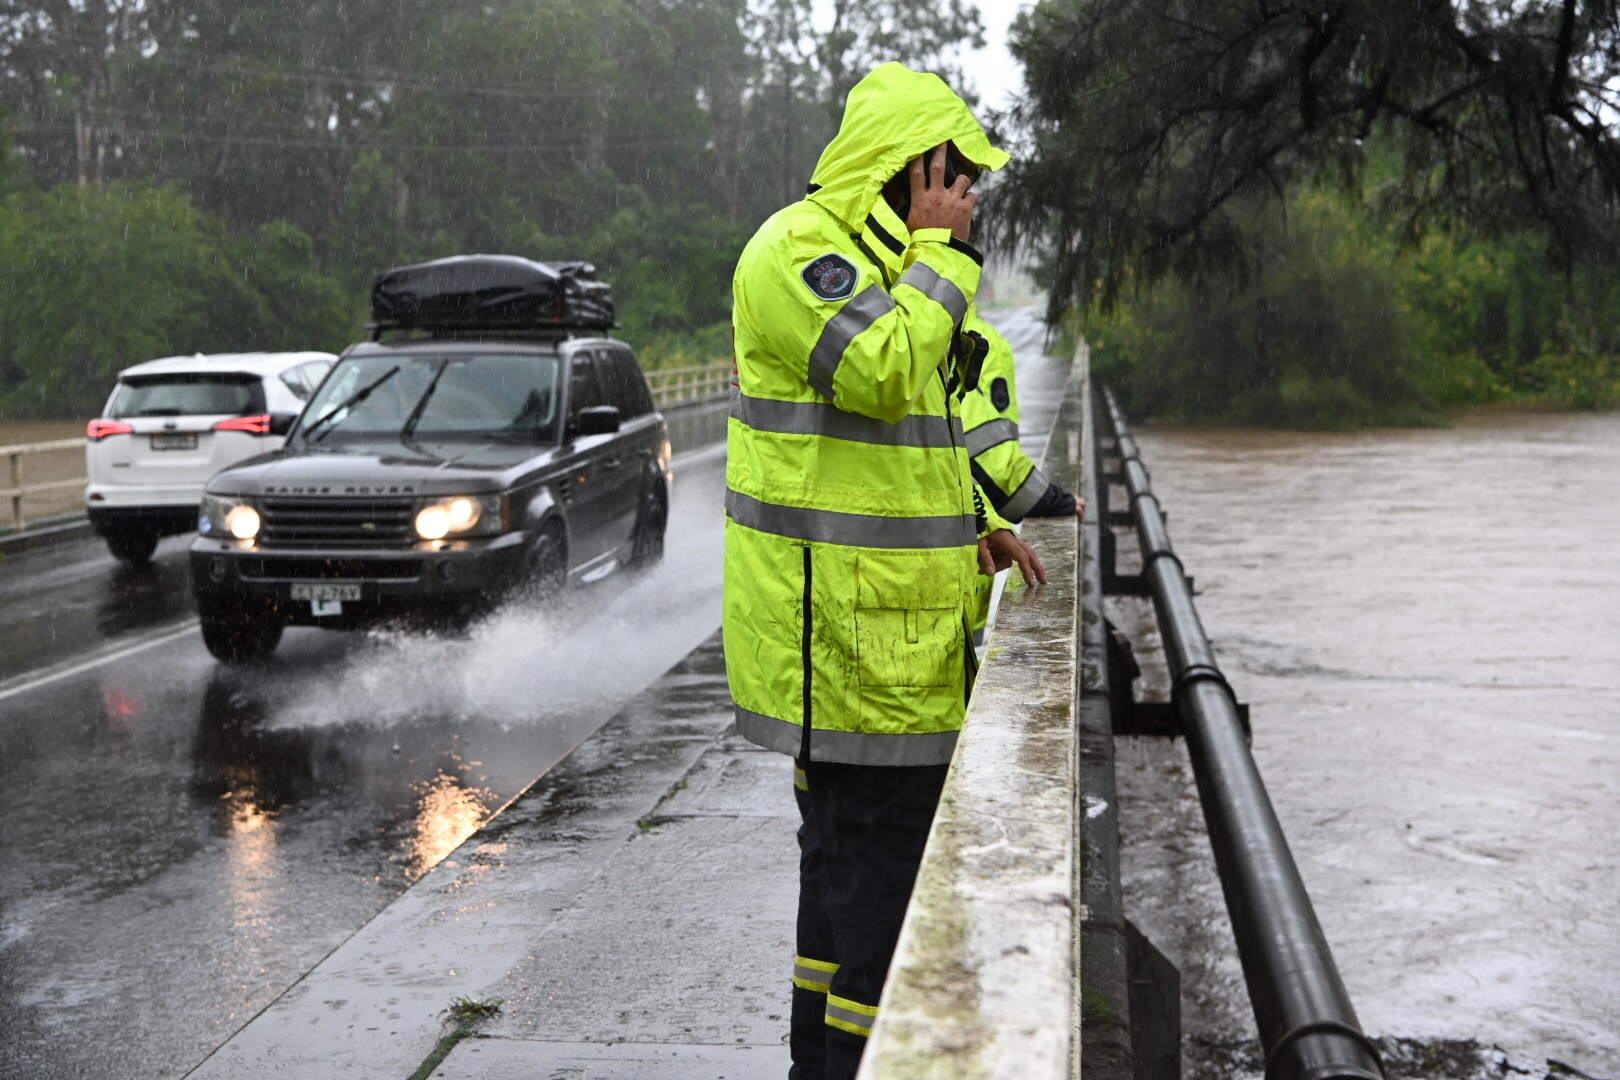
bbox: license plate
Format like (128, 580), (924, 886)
(151, 433), (198, 451)
(290, 583), (362, 602)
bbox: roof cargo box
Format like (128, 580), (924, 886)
(371, 255), (615, 333)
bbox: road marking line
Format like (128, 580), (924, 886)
(0, 621), (199, 705)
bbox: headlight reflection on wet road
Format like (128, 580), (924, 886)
(405, 772), (493, 882)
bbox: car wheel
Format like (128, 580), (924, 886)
(200, 610), (284, 664)
(105, 528), (159, 564)
(629, 483), (667, 566)
(525, 523), (568, 596)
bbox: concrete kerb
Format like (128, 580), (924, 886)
(0, 513), (92, 555)
(858, 348), (1088, 1080)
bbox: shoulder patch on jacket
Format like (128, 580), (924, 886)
(990, 377), (1011, 411)
(801, 254), (859, 301)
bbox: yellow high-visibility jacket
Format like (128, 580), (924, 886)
(960, 309), (1078, 644)
(961, 309), (1053, 521)
(724, 63), (1010, 766)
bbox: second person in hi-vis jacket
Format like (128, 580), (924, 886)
(959, 306), (1086, 645)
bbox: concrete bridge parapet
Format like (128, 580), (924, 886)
(860, 346), (1090, 1080)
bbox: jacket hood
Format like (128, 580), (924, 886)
(807, 63), (1010, 230)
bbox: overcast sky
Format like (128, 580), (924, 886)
(805, 0), (1032, 114)
(963, 0), (1032, 113)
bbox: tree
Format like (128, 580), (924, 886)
(814, 0), (985, 121)
(0, 0), (151, 188)
(0, 184), (353, 417)
(994, 0), (1620, 317)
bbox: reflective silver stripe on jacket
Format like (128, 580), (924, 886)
(1001, 466), (1049, 521)
(808, 286), (898, 400)
(897, 262), (968, 327)
(732, 394), (963, 450)
(725, 490), (976, 550)
(965, 417), (1019, 456)
(733, 706), (961, 766)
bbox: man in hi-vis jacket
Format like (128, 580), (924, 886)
(960, 306), (1086, 646)
(723, 63), (1047, 1080)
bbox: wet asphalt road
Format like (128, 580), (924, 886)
(0, 405), (731, 1080)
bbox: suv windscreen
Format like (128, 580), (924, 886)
(112, 374), (265, 418)
(301, 352), (559, 441)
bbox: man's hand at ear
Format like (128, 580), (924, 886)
(906, 144), (977, 242)
(978, 529), (1047, 585)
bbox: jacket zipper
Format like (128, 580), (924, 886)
(945, 343), (980, 704)
(800, 545), (814, 763)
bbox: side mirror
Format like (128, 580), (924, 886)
(574, 405), (621, 436)
(269, 413), (299, 436)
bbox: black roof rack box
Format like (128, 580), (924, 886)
(371, 255), (614, 333)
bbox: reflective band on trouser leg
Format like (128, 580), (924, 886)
(807, 287), (898, 400)
(896, 263), (969, 327)
(825, 994), (879, 1038)
(732, 393), (963, 449)
(1000, 466), (1050, 521)
(794, 765), (808, 792)
(793, 955), (838, 994)
(965, 417), (1018, 456)
(725, 490), (977, 551)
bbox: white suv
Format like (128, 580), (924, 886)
(86, 352), (337, 562)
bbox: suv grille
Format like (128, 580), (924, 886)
(260, 497), (416, 548)
(238, 557), (422, 581)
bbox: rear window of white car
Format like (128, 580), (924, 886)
(111, 374), (266, 418)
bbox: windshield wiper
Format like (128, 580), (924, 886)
(301, 366), (400, 444)
(400, 360), (449, 440)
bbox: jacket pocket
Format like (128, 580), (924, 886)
(854, 550), (964, 688)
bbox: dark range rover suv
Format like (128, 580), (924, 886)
(190, 257), (670, 662)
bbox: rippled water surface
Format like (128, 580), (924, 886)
(1111, 409), (1620, 1074)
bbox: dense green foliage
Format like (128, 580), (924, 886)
(0, 0), (979, 416)
(992, 0), (1620, 425)
(0, 185), (353, 416)
(997, 0), (1620, 310)
(1088, 190), (1620, 427)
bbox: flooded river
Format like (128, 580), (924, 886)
(1110, 409), (1620, 1077)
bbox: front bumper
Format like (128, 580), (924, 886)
(189, 531), (531, 627)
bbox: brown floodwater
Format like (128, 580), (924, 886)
(1108, 409), (1620, 1076)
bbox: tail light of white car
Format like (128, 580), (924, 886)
(87, 419), (136, 440)
(212, 414), (298, 436)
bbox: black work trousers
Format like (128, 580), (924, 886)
(789, 759), (949, 1080)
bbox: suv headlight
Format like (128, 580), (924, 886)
(200, 494), (261, 540)
(415, 494), (506, 540)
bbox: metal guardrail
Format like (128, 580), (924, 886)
(644, 361), (731, 407)
(1099, 388), (1384, 1080)
(2, 437), (83, 532)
